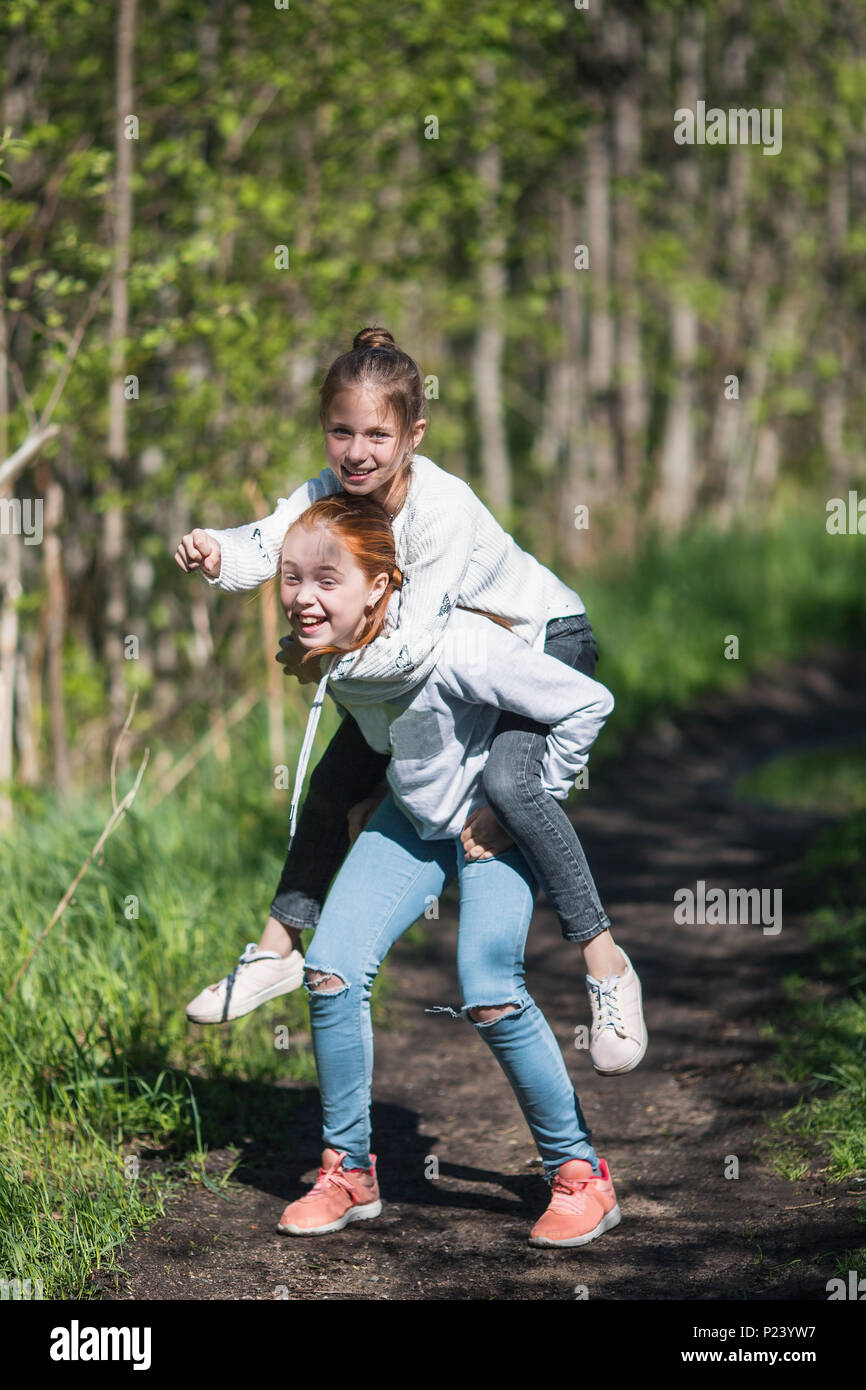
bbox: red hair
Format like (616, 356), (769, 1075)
(280, 494), (513, 667)
(280, 495), (403, 664)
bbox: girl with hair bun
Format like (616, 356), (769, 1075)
(177, 324), (646, 1080)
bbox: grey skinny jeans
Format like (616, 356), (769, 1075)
(481, 613), (610, 943)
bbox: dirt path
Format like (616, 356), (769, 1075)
(98, 649), (866, 1301)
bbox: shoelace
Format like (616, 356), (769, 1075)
(548, 1172), (592, 1212)
(301, 1158), (360, 1206)
(220, 942), (280, 1022)
(587, 975), (626, 1037)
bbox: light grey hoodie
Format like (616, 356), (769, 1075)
(287, 608), (614, 845)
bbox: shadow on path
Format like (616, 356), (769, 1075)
(98, 647), (866, 1301)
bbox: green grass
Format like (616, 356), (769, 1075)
(577, 499), (866, 768)
(3, 495), (866, 1296)
(738, 750), (866, 1274)
(0, 692), (403, 1298)
(734, 742), (866, 816)
(735, 748), (866, 1265)
(0, 707), (332, 1298)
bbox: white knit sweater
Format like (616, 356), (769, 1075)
(202, 452), (585, 705)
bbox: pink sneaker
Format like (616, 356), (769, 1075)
(529, 1157), (621, 1247)
(276, 1148), (382, 1236)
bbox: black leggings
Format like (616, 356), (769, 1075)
(269, 712), (390, 931)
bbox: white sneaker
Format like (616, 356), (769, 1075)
(585, 948), (648, 1075)
(186, 942), (305, 1024)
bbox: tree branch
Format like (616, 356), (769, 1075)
(0, 425), (60, 491)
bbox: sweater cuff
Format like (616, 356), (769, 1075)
(200, 528), (238, 591)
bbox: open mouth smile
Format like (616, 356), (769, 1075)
(295, 615), (327, 634)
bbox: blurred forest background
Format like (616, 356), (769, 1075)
(1, 0), (865, 814)
(2, 0), (866, 1297)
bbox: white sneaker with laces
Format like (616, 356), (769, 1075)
(186, 942), (305, 1024)
(585, 948), (648, 1075)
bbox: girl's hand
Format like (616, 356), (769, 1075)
(347, 792), (387, 845)
(460, 804), (514, 861)
(175, 528), (221, 577)
(276, 635), (319, 686)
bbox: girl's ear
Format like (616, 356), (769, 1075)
(369, 571), (390, 606)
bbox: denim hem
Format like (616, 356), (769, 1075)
(269, 899), (320, 932)
(545, 613), (592, 637)
(541, 1152), (602, 1180)
(323, 1148), (372, 1173)
(560, 915), (611, 944)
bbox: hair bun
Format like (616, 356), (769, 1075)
(353, 325), (396, 353)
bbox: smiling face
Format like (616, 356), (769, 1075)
(279, 521), (390, 651)
(324, 387), (426, 511)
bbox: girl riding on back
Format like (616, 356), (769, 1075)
(177, 325), (647, 1074)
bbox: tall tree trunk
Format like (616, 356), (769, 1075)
(0, 245), (17, 828)
(821, 161), (850, 491)
(730, 292), (805, 518)
(155, 466), (187, 722)
(544, 174), (591, 567)
(536, 187), (573, 479)
(471, 56), (511, 518)
(722, 192), (800, 521)
(655, 10), (703, 530)
(609, 11), (647, 517)
(36, 458), (68, 791)
(716, 241), (772, 525)
(14, 642), (37, 785)
(396, 137), (424, 350)
(286, 111), (322, 416)
(584, 114), (617, 512)
(0, 37), (22, 825)
(103, 0), (136, 742)
(244, 479), (284, 773)
(709, 145), (751, 510)
(708, 25), (753, 510)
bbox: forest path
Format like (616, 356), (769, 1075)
(99, 649), (866, 1301)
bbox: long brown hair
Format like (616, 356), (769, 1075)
(319, 325), (426, 479)
(280, 494), (512, 667)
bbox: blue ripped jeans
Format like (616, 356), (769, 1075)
(304, 790), (601, 1179)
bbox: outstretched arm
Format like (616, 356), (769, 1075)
(188, 469), (340, 593)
